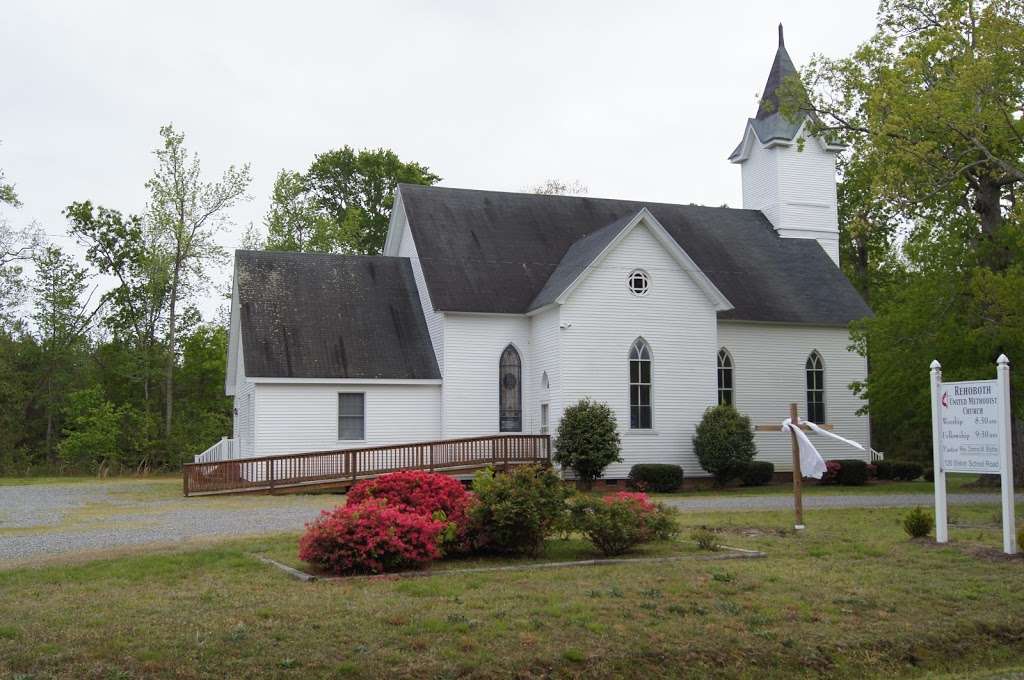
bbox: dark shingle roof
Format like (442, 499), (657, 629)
(236, 250), (440, 379)
(400, 185), (871, 326)
(528, 213), (635, 311)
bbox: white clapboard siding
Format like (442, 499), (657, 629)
(397, 212), (445, 374)
(233, 338), (257, 458)
(442, 314), (532, 437)
(530, 306), (562, 436)
(253, 383), (442, 456)
(717, 321), (870, 470)
(560, 222), (720, 479)
(740, 131), (840, 264)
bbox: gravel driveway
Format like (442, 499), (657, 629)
(0, 479), (338, 566)
(1, 479), (1018, 566)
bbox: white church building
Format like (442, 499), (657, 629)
(220, 28), (872, 480)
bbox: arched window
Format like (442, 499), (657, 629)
(499, 345), (522, 432)
(806, 351), (825, 423)
(717, 348), (733, 406)
(629, 338), (652, 429)
(541, 371), (550, 390)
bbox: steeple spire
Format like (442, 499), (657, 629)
(756, 23), (799, 120)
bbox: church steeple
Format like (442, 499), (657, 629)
(756, 24), (799, 120)
(728, 25), (844, 267)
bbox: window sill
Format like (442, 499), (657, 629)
(625, 430), (659, 436)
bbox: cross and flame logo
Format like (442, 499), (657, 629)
(941, 391), (949, 408)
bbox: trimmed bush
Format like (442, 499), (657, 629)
(893, 462), (924, 481)
(554, 399), (622, 490)
(628, 464), (684, 492)
(740, 461), (775, 487)
(570, 492), (678, 556)
(876, 461), (924, 481)
(347, 470), (475, 553)
(903, 506), (933, 538)
(468, 465), (571, 556)
(298, 500), (444, 575)
(693, 405), (757, 487)
(822, 459), (870, 486)
(874, 461), (895, 480)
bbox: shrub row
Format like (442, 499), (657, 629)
(627, 464), (684, 492)
(875, 460), (924, 481)
(300, 466), (680, 575)
(821, 459), (870, 486)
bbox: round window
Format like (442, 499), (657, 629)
(627, 270), (649, 296)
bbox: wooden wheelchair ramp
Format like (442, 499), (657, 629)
(182, 434), (551, 496)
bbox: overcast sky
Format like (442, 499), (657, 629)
(2, 1), (879, 318)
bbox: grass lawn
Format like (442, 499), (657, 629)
(2, 502), (1022, 679)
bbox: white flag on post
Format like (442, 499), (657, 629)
(781, 418), (865, 479)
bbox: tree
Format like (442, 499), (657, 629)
(146, 124), (250, 441)
(553, 399), (622, 490)
(263, 147), (440, 255)
(0, 158), (42, 329)
(58, 386), (124, 474)
(693, 405), (757, 487)
(788, 0), (1024, 480)
(31, 246), (100, 459)
(528, 179), (588, 196)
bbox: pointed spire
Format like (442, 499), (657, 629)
(755, 23), (800, 120)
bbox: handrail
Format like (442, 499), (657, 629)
(183, 434), (551, 496)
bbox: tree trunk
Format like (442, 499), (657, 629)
(974, 179), (1004, 238)
(164, 263), (180, 441)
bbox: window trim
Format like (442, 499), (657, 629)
(628, 338), (653, 430)
(498, 344), (523, 433)
(717, 348), (734, 406)
(337, 391), (366, 442)
(627, 269), (650, 297)
(805, 350), (826, 424)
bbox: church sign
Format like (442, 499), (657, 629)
(938, 380), (1002, 474)
(930, 356), (1017, 555)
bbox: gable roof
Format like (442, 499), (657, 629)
(400, 184), (871, 326)
(235, 250), (440, 380)
(528, 208), (732, 313)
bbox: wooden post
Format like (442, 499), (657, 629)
(183, 467), (190, 497)
(930, 360), (948, 543)
(789, 402), (804, 530)
(429, 443), (435, 472)
(267, 458), (275, 493)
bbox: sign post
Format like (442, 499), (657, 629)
(930, 360), (948, 543)
(931, 355), (1017, 555)
(997, 355), (1017, 555)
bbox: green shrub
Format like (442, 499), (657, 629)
(874, 461), (895, 480)
(924, 467), (935, 482)
(569, 492), (678, 556)
(693, 405), (757, 487)
(893, 462), (924, 481)
(833, 459), (869, 486)
(903, 506), (933, 538)
(877, 460), (925, 481)
(468, 465), (571, 556)
(690, 528), (720, 551)
(627, 464), (684, 492)
(740, 461), (775, 487)
(553, 399), (622, 490)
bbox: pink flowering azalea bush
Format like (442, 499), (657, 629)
(298, 499), (444, 575)
(347, 470), (476, 553)
(569, 491), (678, 556)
